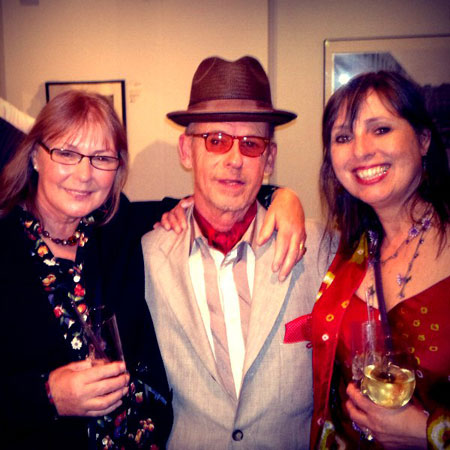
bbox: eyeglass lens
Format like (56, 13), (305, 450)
(51, 148), (119, 171)
(204, 132), (268, 157)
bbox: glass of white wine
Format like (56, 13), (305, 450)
(351, 319), (416, 442)
(361, 347), (416, 409)
(352, 320), (416, 409)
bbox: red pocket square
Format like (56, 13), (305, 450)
(284, 313), (312, 343)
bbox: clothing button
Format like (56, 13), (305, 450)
(232, 429), (244, 441)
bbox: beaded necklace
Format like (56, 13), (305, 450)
(35, 218), (91, 247)
(39, 225), (83, 246)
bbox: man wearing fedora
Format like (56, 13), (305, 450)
(142, 56), (328, 449)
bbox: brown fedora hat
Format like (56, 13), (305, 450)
(167, 56), (297, 126)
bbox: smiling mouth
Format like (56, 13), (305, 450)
(65, 188), (92, 196)
(354, 165), (390, 181)
(218, 179), (244, 186)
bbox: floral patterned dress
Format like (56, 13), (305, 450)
(22, 210), (164, 449)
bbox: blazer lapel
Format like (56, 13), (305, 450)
(155, 215), (220, 383)
(243, 207), (293, 375)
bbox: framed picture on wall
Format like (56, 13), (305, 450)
(323, 34), (450, 159)
(45, 80), (126, 129)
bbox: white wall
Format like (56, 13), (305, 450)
(274, 0), (450, 218)
(1, 0), (268, 201)
(1, 0), (449, 219)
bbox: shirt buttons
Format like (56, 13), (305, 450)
(232, 429), (244, 441)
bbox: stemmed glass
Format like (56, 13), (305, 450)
(360, 333), (416, 409)
(350, 302), (416, 440)
(352, 321), (416, 408)
(351, 320), (380, 441)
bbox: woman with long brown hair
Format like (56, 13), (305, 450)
(310, 71), (449, 449)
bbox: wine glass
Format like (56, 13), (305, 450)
(350, 320), (380, 441)
(352, 320), (416, 409)
(86, 305), (124, 364)
(361, 344), (416, 409)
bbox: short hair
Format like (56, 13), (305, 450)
(0, 90), (128, 224)
(320, 71), (449, 255)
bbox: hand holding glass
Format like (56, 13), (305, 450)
(352, 321), (415, 409)
(87, 306), (124, 364)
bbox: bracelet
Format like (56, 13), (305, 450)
(427, 409), (450, 450)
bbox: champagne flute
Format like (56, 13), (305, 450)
(87, 305), (124, 364)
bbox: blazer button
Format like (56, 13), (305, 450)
(232, 429), (244, 441)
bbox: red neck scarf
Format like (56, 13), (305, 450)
(194, 202), (257, 255)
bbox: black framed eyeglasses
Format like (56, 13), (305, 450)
(39, 142), (120, 171)
(187, 132), (270, 157)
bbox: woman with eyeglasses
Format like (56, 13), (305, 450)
(0, 90), (176, 449)
(0, 89), (306, 449)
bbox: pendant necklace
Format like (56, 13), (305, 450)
(380, 218), (425, 264)
(368, 211), (432, 299)
(395, 214), (432, 298)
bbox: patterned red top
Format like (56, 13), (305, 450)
(286, 234), (450, 449)
(334, 278), (450, 447)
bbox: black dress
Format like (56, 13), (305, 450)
(0, 194), (176, 449)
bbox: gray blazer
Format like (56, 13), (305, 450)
(142, 204), (329, 449)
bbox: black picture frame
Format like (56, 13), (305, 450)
(45, 80), (126, 130)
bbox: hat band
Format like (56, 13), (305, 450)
(188, 99), (274, 113)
